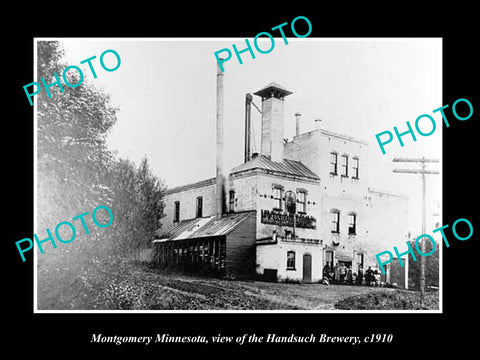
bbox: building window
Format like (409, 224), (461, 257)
(331, 209), (340, 233)
(296, 189), (307, 214)
(287, 251), (296, 270)
(272, 184), (283, 211)
(330, 152), (338, 175)
(228, 190), (235, 213)
(352, 157), (359, 179)
(348, 213), (357, 235)
(341, 155), (348, 177)
(174, 201), (180, 222)
(196, 196), (203, 218)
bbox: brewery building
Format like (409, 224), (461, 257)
(153, 67), (408, 283)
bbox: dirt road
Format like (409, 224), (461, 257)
(119, 266), (405, 310)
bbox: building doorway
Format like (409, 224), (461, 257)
(356, 252), (364, 269)
(336, 258), (352, 284)
(303, 253), (312, 282)
(338, 260), (352, 268)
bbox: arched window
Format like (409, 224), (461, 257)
(196, 196), (203, 218)
(228, 190), (235, 213)
(331, 209), (340, 233)
(341, 154), (349, 177)
(272, 184), (284, 211)
(348, 212), (357, 235)
(296, 188), (308, 214)
(352, 157), (359, 179)
(174, 201), (180, 222)
(330, 152), (338, 175)
(286, 251), (296, 270)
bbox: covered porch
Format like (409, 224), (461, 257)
(153, 236), (226, 275)
(152, 210), (256, 278)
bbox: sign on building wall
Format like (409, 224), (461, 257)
(260, 209), (317, 229)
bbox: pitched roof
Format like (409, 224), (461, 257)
(166, 177), (216, 195)
(153, 211), (255, 242)
(230, 154), (320, 181)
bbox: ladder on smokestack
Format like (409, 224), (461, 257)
(245, 93), (262, 163)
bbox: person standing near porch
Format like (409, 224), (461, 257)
(339, 263), (347, 283)
(365, 266), (373, 286)
(357, 265), (364, 285)
(347, 265), (353, 284)
(334, 263), (340, 283)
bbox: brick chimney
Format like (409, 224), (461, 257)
(253, 82), (293, 162)
(295, 112), (302, 136)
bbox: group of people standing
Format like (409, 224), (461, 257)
(322, 263), (381, 286)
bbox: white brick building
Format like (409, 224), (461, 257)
(154, 82), (408, 283)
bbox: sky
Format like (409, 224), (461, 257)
(56, 37), (442, 234)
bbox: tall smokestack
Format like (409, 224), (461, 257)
(295, 112), (302, 136)
(253, 82), (293, 163)
(216, 61), (226, 219)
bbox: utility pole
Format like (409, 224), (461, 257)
(392, 157), (439, 308)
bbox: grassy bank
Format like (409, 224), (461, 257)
(334, 289), (439, 310)
(37, 262), (439, 311)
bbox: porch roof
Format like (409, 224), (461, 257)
(153, 211), (255, 243)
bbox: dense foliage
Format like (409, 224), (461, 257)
(335, 289), (439, 310)
(36, 41), (165, 309)
(407, 238), (440, 289)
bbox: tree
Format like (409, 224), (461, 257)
(37, 41), (118, 269)
(135, 157), (166, 247)
(37, 41), (117, 227)
(407, 239), (439, 289)
(36, 41), (121, 309)
(36, 41), (166, 309)
(106, 156), (165, 254)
